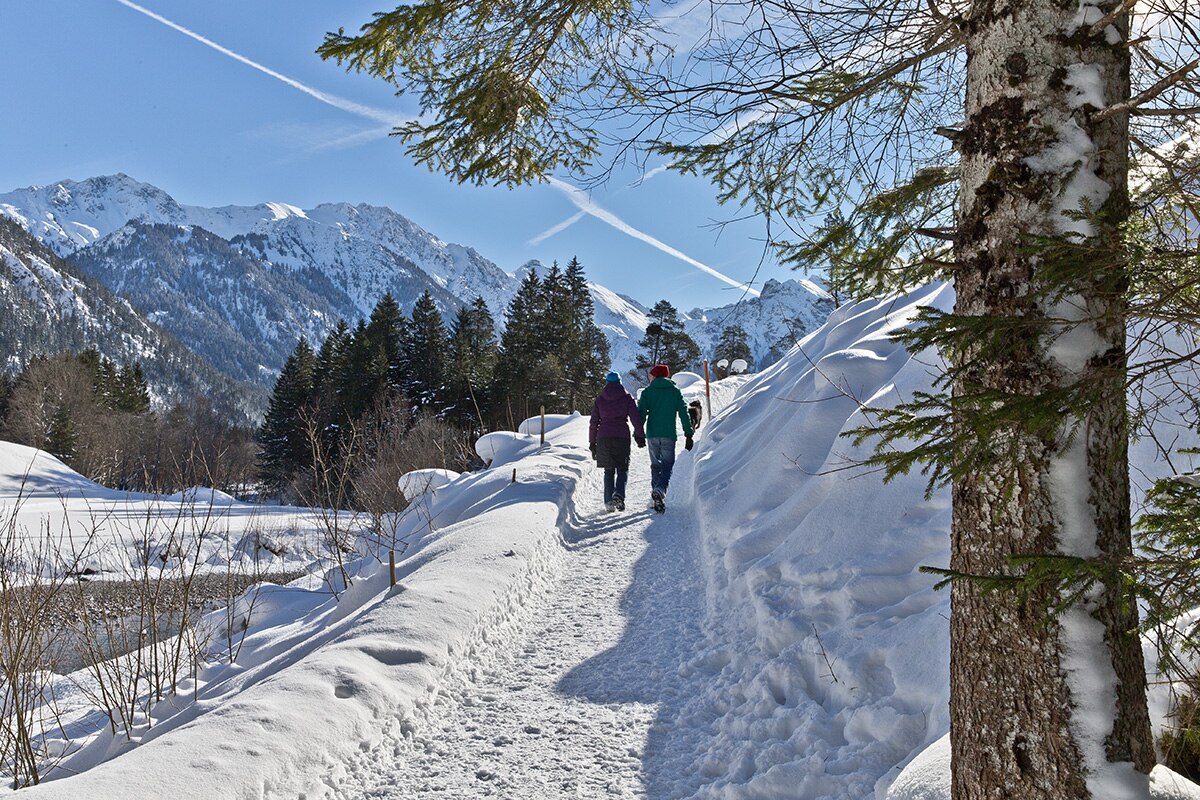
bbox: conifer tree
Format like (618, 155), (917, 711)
(533, 262), (571, 412)
(115, 363), (151, 415)
(366, 293), (409, 394)
(562, 257), (609, 411)
(713, 325), (753, 375)
(495, 271), (547, 425)
(257, 337), (316, 496)
(406, 291), (449, 408)
(312, 320), (350, 412)
(447, 297), (497, 428)
(633, 300), (700, 378)
(44, 402), (78, 462)
(338, 320), (379, 425)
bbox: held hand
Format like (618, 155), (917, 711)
(685, 436), (694, 451)
(589, 443), (597, 458)
(635, 436), (646, 449)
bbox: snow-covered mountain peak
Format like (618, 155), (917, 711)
(512, 259), (543, 282)
(0, 174), (188, 255)
(264, 201), (307, 222)
(1, 174), (837, 383)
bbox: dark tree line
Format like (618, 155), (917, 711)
(259, 258), (611, 504)
(495, 258), (609, 424)
(0, 349), (257, 492)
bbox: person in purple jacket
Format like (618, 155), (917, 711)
(589, 371), (646, 512)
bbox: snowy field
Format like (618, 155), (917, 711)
(0, 442), (338, 578)
(2, 284), (1199, 798)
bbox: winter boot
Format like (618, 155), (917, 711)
(651, 489), (665, 514)
(605, 500), (617, 513)
(612, 494), (625, 512)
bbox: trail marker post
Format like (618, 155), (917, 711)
(704, 359), (712, 421)
(389, 550), (396, 588)
(540, 406), (546, 446)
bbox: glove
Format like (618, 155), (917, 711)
(589, 443), (597, 458)
(685, 436), (694, 451)
(635, 436), (646, 448)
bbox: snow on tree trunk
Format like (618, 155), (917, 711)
(951, 0), (1154, 795)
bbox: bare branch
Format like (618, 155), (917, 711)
(1097, 58), (1200, 120)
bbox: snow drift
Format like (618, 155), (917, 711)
(687, 282), (1200, 798)
(686, 283), (954, 799)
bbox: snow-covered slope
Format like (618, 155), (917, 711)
(0, 175), (835, 384)
(70, 221), (359, 386)
(0, 216), (258, 415)
(0, 175), (515, 319)
(686, 283), (954, 798)
(687, 283), (1199, 798)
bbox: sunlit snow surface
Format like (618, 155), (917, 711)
(4, 282), (1197, 799)
(0, 442), (330, 576)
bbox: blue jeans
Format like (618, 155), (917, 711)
(647, 438), (676, 495)
(603, 466), (628, 504)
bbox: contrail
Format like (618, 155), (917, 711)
(528, 110), (771, 245)
(114, 0), (409, 127)
(546, 178), (760, 296)
(116, 0), (750, 290)
(527, 161), (671, 244)
(528, 210), (587, 246)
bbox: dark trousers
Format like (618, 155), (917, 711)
(595, 437), (632, 504)
(603, 466), (628, 504)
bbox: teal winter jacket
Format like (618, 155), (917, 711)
(637, 377), (694, 440)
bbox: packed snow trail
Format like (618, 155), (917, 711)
(333, 445), (710, 799)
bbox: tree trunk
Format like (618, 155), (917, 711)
(951, 0), (1154, 795)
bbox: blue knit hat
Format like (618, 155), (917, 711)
(605, 371), (620, 383)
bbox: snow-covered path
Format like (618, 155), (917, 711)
(333, 446), (709, 799)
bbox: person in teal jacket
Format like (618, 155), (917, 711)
(637, 364), (694, 512)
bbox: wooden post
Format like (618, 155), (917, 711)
(704, 359), (712, 421)
(540, 405), (546, 446)
(512, 467), (517, 483)
(389, 550), (396, 588)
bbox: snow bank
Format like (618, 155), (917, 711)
(15, 419), (594, 799)
(688, 283), (953, 799)
(164, 486), (236, 504)
(396, 468), (459, 500)
(517, 410), (581, 436)
(475, 430), (541, 465)
(689, 283), (1200, 799)
(886, 734), (1200, 800)
(672, 370), (704, 390)
(0, 441), (97, 494)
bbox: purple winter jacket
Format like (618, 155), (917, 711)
(589, 382), (645, 443)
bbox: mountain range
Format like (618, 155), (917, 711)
(0, 174), (834, 413)
(0, 216), (261, 417)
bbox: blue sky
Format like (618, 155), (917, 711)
(0, 1), (794, 310)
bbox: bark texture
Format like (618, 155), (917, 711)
(951, 0), (1154, 794)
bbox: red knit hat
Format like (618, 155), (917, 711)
(649, 364), (670, 379)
